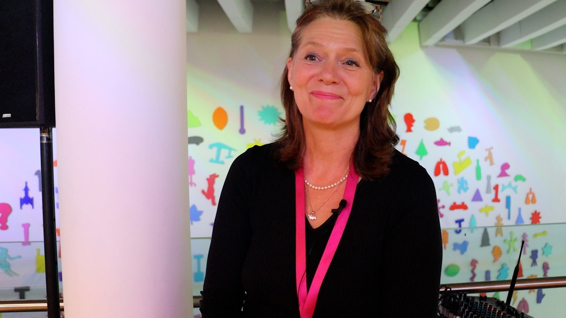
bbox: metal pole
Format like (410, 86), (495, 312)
(40, 127), (61, 318)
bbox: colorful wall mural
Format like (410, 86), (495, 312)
(184, 15), (566, 317)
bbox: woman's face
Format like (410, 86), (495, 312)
(287, 17), (382, 131)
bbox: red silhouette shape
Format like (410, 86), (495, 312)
(434, 159), (449, 176)
(449, 202), (468, 210)
(530, 211), (542, 224)
(202, 174), (219, 206)
(404, 113), (415, 132)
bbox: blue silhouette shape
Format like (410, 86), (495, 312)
(194, 254), (205, 282)
(515, 207), (524, 224)
(20, 182), (34, 209)
(457, 177), (469, 194)
(190, 205), (203, 224)
(536, 289), (545, 304)
(0, 247), (21, 277)
(209, 142), (236, 164)
(530, 249), (539, 266)
(453, 240), (469, 255)
(497, 263), (509, 280)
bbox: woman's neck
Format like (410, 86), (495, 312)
(302, 124), (358, 177)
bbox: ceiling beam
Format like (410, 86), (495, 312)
(419, 0), (490, 46)
(461, 0), (557, 45)
(532, 24), (566, 50)
(284, 0), (304, 33)
(381, 0), (429, 43)
(186, 0), (199, 32)
(499, 0), (566, 47)
(217, 0), (254, 33)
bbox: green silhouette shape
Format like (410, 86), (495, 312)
(504, 231), (519, 254)
(514, 174), (526, 182)
(476, 159), (481, 181)
(415, 139), (428, 160)
(187, 110), (201, 128)
(445, 264), (460, 277)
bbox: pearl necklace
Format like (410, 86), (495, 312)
(306, 183), (341, 221)
(304, 173), (348, 190)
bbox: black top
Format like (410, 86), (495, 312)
(306, 212), (338, 290)
(200, 144), (442, 317)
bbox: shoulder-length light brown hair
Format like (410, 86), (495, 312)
(274, 0), (400, 180)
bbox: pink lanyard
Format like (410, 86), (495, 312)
(295, 163), (358, 318)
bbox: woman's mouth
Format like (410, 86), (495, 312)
(311, 91), (342, 100)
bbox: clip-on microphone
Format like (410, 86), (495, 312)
(331, 199), (347, 215)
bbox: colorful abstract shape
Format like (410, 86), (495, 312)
(415, 139), (428, 160)
(20, 182), (34, 209)
(190, 204), (203, 224)
(468, 136), (479, 149)
(0, 203), (12, 230)
(444, 264), (460, 277)
(258, 105), (281, 125)
(212, 107), (228, 130)
(0, 247), (21, 277)
(423, 117), (439, 131)
(404, 113), (415, 132)
(187, 110), (202, 128)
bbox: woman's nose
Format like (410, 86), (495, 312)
(319, 61), (339, 84)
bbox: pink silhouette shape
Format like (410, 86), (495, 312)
(189, 156), (196, 187)
(498, 162), (510, 177)
(22, 223), (31, 246)
(0, 203), (12, 230)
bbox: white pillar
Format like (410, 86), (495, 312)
(53, 1), (191, 317)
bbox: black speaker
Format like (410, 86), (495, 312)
(0, 0), (55, 128)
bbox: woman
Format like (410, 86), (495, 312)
(200, 0), (442, 317)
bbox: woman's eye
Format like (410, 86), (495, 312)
(305, 54), (318, 61)
(345, 59), (360, 67)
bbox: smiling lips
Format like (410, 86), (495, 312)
(311, 91), (342, 100)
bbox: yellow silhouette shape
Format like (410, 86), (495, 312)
(533, 231), (548, 238)
(479, 205), (494, 217)
(453, 150), (472, 175)
(36, 249), (45, 273)
(247, 138), (264, 148)
(424, 117), (440, 131)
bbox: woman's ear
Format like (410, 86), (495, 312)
(371, 71), (384, 100)
(287, 57), (293, 86)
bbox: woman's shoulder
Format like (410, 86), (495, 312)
(387, 149), (433, 184)
(231, 142), (281, 170)
(235, 142), (277, 160)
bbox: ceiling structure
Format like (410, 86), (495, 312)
(187, 0), (566, 55)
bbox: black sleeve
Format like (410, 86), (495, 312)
(380, 162), (443, 317)
(199, 153), (253, 317)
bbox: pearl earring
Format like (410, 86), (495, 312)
(368, 99), (372, 102)
(290, 86), (293, 90)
